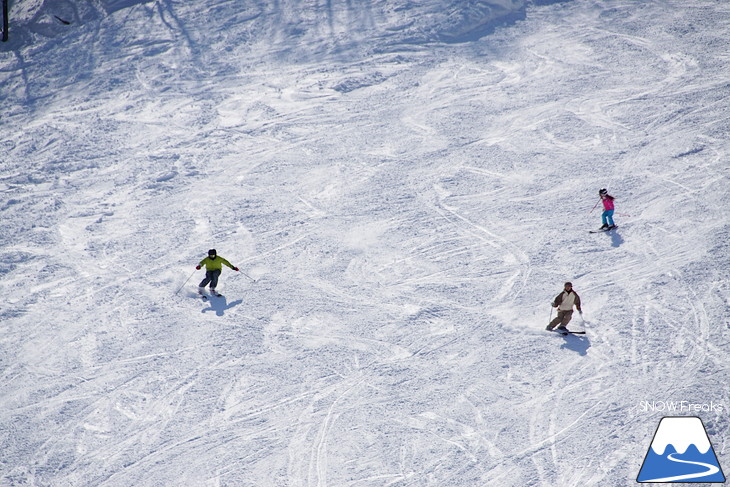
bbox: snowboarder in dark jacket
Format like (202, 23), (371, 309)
(196, 249), (238, 295)
(546, 282), (582, 332)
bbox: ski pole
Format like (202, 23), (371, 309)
(240, 271), (257, 283)
(548, 307), (553, 327)
(233, 268), (256, 283)
(175, 269), (197, 295)
(589, 198), (601, 213)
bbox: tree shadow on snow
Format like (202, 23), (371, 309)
(202, 296), (243, 317)
(559, 334), (591, 356)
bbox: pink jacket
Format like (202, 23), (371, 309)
(601, 195), (615, 211)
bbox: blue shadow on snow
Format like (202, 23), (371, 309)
(559, 333), (591, 356)
(438, 0), (574, 44)
(599, 228), (625, 248)
(202, 296), (242, 317)
(609, 228), (625, 248)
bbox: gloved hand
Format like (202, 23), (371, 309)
(233, 267), (239, 271)
(196, 265), (201, 270)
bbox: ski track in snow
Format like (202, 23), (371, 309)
(1, 0), (729, 486)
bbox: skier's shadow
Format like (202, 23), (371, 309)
(202, 296), (242, 317)
(559, 334), (591, 356)
(606, 228), (624, 248)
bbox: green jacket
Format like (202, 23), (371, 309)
(198, 256), (235, 271)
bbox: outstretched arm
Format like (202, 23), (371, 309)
(221, 258), (239, 271)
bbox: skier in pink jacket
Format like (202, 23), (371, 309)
(598, 188), (616, 230)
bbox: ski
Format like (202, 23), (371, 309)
(589, 225), (617, 234)
(198, 290), (222, 300)
(550, 329), (586, 335)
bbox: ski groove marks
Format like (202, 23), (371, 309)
(314, 380), (365, 487)
(286, 376), (366, 487)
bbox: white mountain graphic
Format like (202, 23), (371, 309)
(650, 417), (711, 455)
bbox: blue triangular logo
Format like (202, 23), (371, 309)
(637, 416), (725, 483)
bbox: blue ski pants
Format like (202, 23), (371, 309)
(602, 209), (615, 226)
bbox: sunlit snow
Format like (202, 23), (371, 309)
(1, 0), (728, 486)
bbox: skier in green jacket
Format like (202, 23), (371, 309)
(196, 249), (238, 296)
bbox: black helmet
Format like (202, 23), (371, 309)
(599, 188), (608, 195)
(208, 249), (217, 257)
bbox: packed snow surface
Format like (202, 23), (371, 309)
(1, 0), (729, 485)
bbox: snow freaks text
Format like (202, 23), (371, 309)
(639, 401), (724, 413)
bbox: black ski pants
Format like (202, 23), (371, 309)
(199, 269), (221, 289)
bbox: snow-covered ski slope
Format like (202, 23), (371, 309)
(1, 0), (729, 485)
